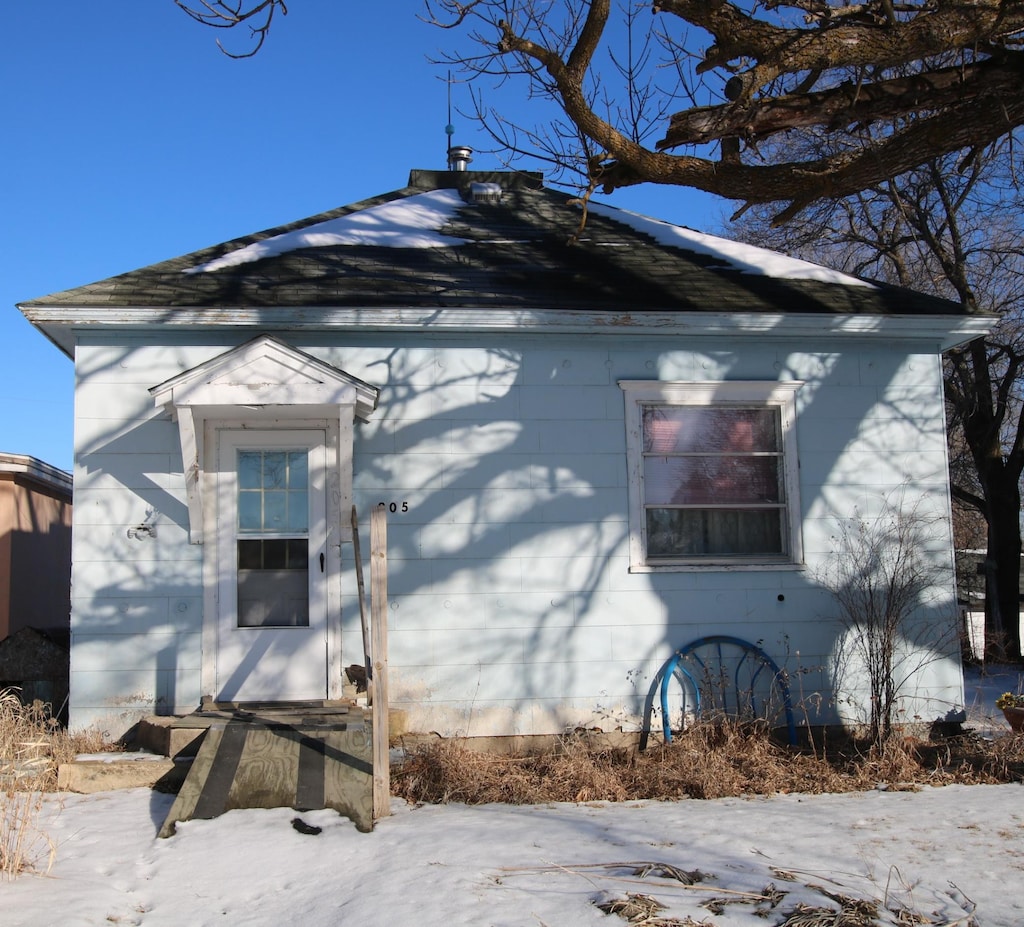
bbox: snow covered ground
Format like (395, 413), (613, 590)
(3, 665), (1022, 927)
(4, 783), (1022, 926)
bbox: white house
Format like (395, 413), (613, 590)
(18, 168), (990, 740)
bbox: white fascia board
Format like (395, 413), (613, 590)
(24, 305), (994, 353)
(0, 453), (73, 494)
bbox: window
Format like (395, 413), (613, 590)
(619, 381), (803, 570)
(236, 449), (311, 628)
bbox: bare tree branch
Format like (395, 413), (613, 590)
(175, 2), (1024, 220)
(658, 56), (1024, 151)
(423, 1), (1024, 221)
(174, 0), (287, 58)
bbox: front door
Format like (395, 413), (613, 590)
(215, 428), (328, 702)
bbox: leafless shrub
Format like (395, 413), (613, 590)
(823, 499), (956, 749)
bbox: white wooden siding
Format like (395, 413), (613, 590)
(68, 336), (963, 738)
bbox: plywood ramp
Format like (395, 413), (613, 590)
(159, 705), (373, 837)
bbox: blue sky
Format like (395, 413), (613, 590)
(1, 3), (721, 473)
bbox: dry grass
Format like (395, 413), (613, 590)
(1, 688), (114, 878)
(392, 721), (1024, 806)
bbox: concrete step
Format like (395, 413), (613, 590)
(160, 709), (373, 837)
(57, 752), (190, 794)
(131, 716), (207, 759)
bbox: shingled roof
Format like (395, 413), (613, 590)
(19, 169), (988, 356)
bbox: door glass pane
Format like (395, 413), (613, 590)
(238, 491), (262, 532)
(264, 491), (287, 529)
(287, 492), (309, 531)
(236, 449), (310, 628)
(237, 450), (309, 534)
(288, 451), (308, 490)
(238, 452), (262, 489)
(263, 451), (287, 488)
(237, 568), (309, 627)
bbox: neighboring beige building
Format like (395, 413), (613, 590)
(0, 452), (72, 642)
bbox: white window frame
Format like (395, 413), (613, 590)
(619, 380), (804, 572)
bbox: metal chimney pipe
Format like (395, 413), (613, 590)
(448, 146), (473, 171)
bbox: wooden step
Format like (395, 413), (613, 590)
(159, 708), (372, 837)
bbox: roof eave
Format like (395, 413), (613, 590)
(18, 304), (994, 355)
(0, 452), (73, 495)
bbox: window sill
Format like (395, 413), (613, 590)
(630, 561), (806, 573)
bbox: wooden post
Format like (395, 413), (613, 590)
(350, 506), (372, 697)
(370, 506), (390, 820)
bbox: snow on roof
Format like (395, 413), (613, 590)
(184, 182), (874, 290)
(186, 189), (469, 274)
(586, 202), (876, 288)
(471, 182), (502, 196)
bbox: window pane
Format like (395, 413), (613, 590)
(643, 407), (778, 454)
(644, 456), (781, 505)
(262, 538), (288, 569)
(237, 569), (309, 627)
(263, 491), (287, 528)
(237, 538), (309, 627)
(238, 492), (262, 532)
(237, 539), (262, 569)
(646, 508), (784, 558)
(288, 451), (308, 489)
(287, 492), (308, 532)
(238, 451), (262, 489)
(262, 452), (288, 489)
(237, 449), (310, 533)
(286, 538), (308, 566)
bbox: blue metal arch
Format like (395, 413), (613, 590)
(659, 635), (797, 745)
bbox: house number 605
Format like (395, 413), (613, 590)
(377, 501), (409, 513)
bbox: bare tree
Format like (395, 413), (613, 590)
(825, 498), (954, 748)
(732, 138), (1024, 661)
(177, 1), (1024, 221)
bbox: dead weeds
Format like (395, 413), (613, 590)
(392, 721), (1024, 806)
(506, 859), (974, 926)
(0, 692), (109, 793)
(1, 688), (115, 878)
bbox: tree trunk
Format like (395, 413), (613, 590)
(985, 469), (1023, 660)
